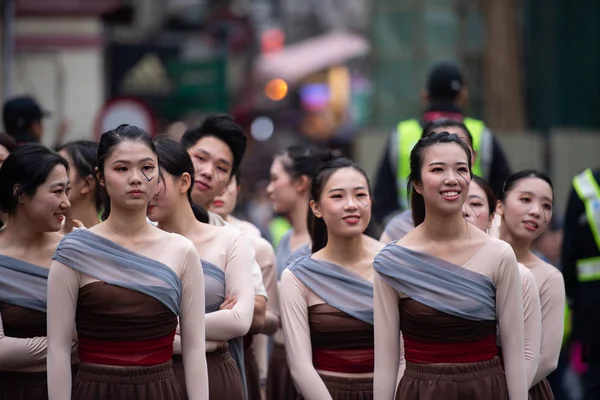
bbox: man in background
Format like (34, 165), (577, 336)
(2, 95), (49, 145)
(372, 61), (511, 226)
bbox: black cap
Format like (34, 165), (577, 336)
(2, 96), (50, 134)
(426, 62), (464, 101)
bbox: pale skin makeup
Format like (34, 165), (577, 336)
(497, 177), (553, 264)
(462, 180), (493, 232)
(428, 126), (476, 166)
(187, 136), (234, 210)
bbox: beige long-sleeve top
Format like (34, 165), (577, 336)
(47, 231), (209, 400)
(246, 234), (279, 334)
(280, 269), (373, 400)
(517, 263), (542, 388)
(174, 225), (255, 353)
(374, 238), (528, 400)
(209, 211), (267, 299)
(526, 259), (565, 386)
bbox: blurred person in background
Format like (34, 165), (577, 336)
(57, 140), (102, 232)
(562, 168), (600, 400)
(210, 169), (279, 400)
(0, 132), (18, 230)
(2, 96), (49, 145)
(372, 61), (511, 228)
(2, 95), (70, 149)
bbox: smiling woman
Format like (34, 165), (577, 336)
(280, 157), (380, 400)
(0, 144), (74, 400)
(373, 132), (528, 400)
(497, 170), (565, 400)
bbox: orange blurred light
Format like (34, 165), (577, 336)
(265, 79), (288, 101)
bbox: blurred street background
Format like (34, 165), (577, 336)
(1, 2), (599, 397)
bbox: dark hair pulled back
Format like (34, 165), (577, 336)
(154, 137), (209, 223)
(0, 144), (69, 215)
(499, 169), (554, 202)
(57, 140), (102, 212)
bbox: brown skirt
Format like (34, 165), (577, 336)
(0, 370), (47, 400)
(73, 361), (182, 400)
(245, 344), (262, 400)
(396, 357), (509, 400)
(267, 342), (298, 400)
(173, 346), (244, 400)
(297, 374), (373, 400)
(529, 378), (554, 400)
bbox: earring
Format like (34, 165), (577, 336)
(18, 198), (24, 204)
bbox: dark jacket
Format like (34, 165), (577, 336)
(562, 169), (600, 360)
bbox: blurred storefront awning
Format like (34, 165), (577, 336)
(254, 32), (370, 86)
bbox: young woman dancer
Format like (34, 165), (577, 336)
(147, 137), (254, 400)
(47, 125), (209, 400)
(380, 119), (476, 243)
(464, 175), (542, 388)
(265, 144), (332, 399)
(281, 158), (380, 400)
(0, 145), (76, 399)
(57, 140), (102, 231)
(373, 132), (527, 400)
(210, 170), (279, 400)
(497, 170), (566, 399)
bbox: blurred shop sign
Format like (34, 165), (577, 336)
(108, 42), (228, 120)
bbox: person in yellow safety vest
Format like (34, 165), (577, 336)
(372, 61), (511, 226)
(562, 168), (600, 400)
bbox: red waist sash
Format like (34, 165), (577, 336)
(312, 348), (374, 374)
(78, 331), (175, 366)
(403, 334), (497, 364)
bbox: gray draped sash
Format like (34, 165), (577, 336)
(0, 255), (49, 313)
(53, 229), (182, 315)
(383, 209), (415, 241)
(201, 259), (248, 399)
(373, 243), (496, 321)
(276, 230), (311, 280)
(288, 256), (374, 325)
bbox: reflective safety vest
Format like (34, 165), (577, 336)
(573, 168), (600, 282)
(395, 117), (487, 210)
(269, 216), (292, 249)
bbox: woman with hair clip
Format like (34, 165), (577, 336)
(147, 137), (254, 400)
(210, 169), (278, 400)
(464, 175), (543, 389)
(373, 132), (527, 400)
(265, 144), (333, 400)
(47, 125), (209, 400)
(57, 140), (102, 232)
(280, 157), (380, 400)
(380, 118), (475, 243)
(497, 170), (566, 400)
(0, 145), (76, 400)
